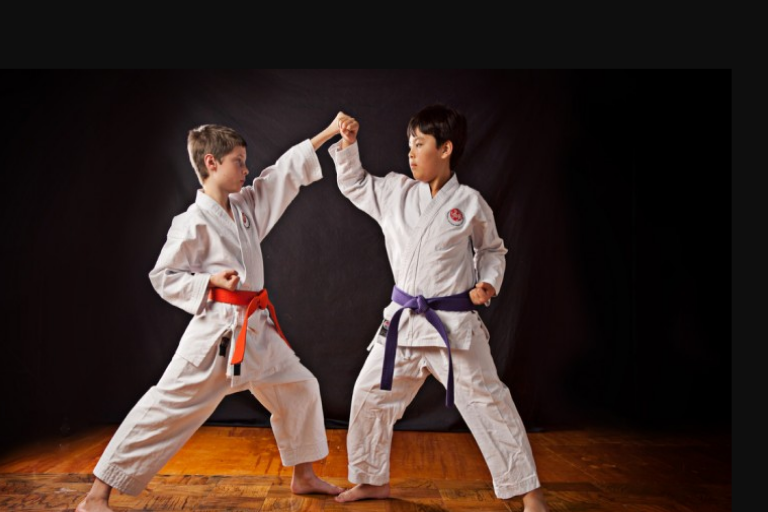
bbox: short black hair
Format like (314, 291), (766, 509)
(407, 104), (467, 170)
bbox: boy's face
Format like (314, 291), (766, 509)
(408, 129), (450, 183)
(207, 146), (249, 194)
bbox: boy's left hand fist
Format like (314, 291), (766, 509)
(469, 282), (496, 305)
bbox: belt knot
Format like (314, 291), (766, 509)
(415, 295), (428, 314)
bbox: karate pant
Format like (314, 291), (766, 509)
(346, 341), (541, 499)
(93, 342), (328, 496)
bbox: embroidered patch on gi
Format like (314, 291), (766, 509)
(447, 208), (465, 227)
(378, 319), (390, 337)
(241, 212), (250, 228)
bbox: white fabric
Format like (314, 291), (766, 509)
(329, 141), (541, 499)
(330, 140), (506, 350)
(94, 140), (328, 495)
(149, 139), (322, 380)
(94, 346), (327, 495)
(346, 343), (540, 499)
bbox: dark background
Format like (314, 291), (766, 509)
(0, 70), (730, 453)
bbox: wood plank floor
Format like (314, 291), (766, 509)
(0, 422), (730, 511)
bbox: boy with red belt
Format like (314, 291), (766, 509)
(77, 116), (346, 512)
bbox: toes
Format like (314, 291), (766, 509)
(335, 490), (352, 502)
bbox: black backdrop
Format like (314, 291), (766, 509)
(0, 70), (730, 452)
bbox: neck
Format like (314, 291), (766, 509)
(202, 184), (232, 217)
(429, 170), (453, 197)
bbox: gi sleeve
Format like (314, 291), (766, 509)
(148, 218), (211, 316)
(241, 139), (323, 242)
(328, 140), (397, 223)
(471, 194), (508, 297)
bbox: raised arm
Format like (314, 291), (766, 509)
(242, 114), (351, 241)
(328, 112), (400, 223)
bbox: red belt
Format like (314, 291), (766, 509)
(208, 288), (290, 373)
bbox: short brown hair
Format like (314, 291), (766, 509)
(187, 124), (247, 184)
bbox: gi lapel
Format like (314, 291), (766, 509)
(229, 194), (260, 287)
(196, 191), (249, 284)
(396, 176), (460, 285)
(196, 190), (238, 239)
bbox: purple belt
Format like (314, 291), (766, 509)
(382, 285), (476, 407)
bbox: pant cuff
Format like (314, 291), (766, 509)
(348, 465), (390, 486)
(280, 442), (329, 467)
(493, 474), (541, 499)
(93, 460), (148, 496)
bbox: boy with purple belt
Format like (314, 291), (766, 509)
(328, 105), (549, 511)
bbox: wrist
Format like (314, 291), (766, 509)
(311, 131), (332, 151)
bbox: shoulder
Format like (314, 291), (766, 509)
(456, 183), (486, 202)
(464, 182), (494, 201)
(167, 205), (206, 240)
(384, 171), (416, 187)
(380, 172), (422, 199)
(456, 183), (497, 216)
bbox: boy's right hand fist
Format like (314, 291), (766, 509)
(336, 111), (359, 146)
(210, 269), (240, 291)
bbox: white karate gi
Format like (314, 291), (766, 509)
(94, 140), (329, 496)
(329, 141), (541, 499)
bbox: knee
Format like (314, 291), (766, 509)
(297, 377), (322, 402)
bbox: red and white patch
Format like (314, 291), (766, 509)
(241, 212), (250, 228)
(446, 208), (465, 227)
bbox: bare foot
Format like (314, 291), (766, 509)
(76, 478), (113, 512)
(75, 496), (114, 512)
(522, 487), (549, 512)
(334, 483), (390, 502)
(290, 473), (344, 495)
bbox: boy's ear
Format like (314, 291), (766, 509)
(441, 141), (453, 159)
(204, 154), (218, 172)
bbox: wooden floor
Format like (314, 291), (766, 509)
(0, 422), (730, 511)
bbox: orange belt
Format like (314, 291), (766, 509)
(208, 287), (289, 374)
